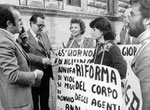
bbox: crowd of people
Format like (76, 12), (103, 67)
(0, 0), (150, 109)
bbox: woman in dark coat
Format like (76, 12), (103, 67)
(90, 17), (127, 79)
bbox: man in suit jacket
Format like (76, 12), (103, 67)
(0, 5), (44, 110)
(19, 12), (53, 110)
(129, 0), (150, 109)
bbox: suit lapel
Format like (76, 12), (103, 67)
(27, 30), (44, 53)
(27, 30), (50, 57)
(40, 33), (51, 57)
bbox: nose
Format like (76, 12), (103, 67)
(128, 15), (132, 22)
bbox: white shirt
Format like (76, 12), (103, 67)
(30, 29), (38, 42)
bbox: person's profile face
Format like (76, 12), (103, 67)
(91, 27), (103, 40)
(32, 17), (45, 34)
(11, 9), (23, 34)
(128, 4), (145, 38)
(70, 23), (81, 37)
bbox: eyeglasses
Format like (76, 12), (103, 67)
(35, 24), (46, 29)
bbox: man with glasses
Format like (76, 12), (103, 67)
(129, 0), (150, 109)
(119, 7), (139, 44)
(19, 12), (53, 110)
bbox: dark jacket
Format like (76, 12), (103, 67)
(91, 40), (127, 79)
(27, 30), (53, 78)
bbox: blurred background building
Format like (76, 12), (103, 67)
(0, 0), (130, 48)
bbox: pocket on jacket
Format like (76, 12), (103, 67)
(7, 84), (31, 108)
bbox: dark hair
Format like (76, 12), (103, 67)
(130, 0), (150, 19)
(70, 18), (86, 35)
(0, 4), (19, 29)
(90, 16), (116, 40)
(30, 12), (45, 25)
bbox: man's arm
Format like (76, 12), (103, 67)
(17, 32), (52, 67)
(135, 44), (150, 109)
(0, 40), (43, 85)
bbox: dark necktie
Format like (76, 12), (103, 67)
(36, 34), (45, 51)
(36, 34), (50, 58)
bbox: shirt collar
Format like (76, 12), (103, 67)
(30, 28), (36, 38)
(0, 28), (16, 41)
(29, 28), (39, 41)
(138, 29), (150, 43)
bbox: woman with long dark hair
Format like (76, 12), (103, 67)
(90, 17), (127, 79)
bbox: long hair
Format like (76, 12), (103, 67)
(90, 16), (116, 40)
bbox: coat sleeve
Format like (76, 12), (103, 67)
(66, 36), (74, 48)
(27, 53), (43, 67)
(135, 43), (150, 110)
(0, 40), (36, 85)
(109, 43), (127, 79)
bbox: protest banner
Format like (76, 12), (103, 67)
(118, 45), (142, 110)
(57, 63), (122, 110)
(121, 63), (142, 110)
(118, 45), (141, 64)
(54, 47), (142, 110)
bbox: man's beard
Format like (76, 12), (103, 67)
(128, 19), (145, 38)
